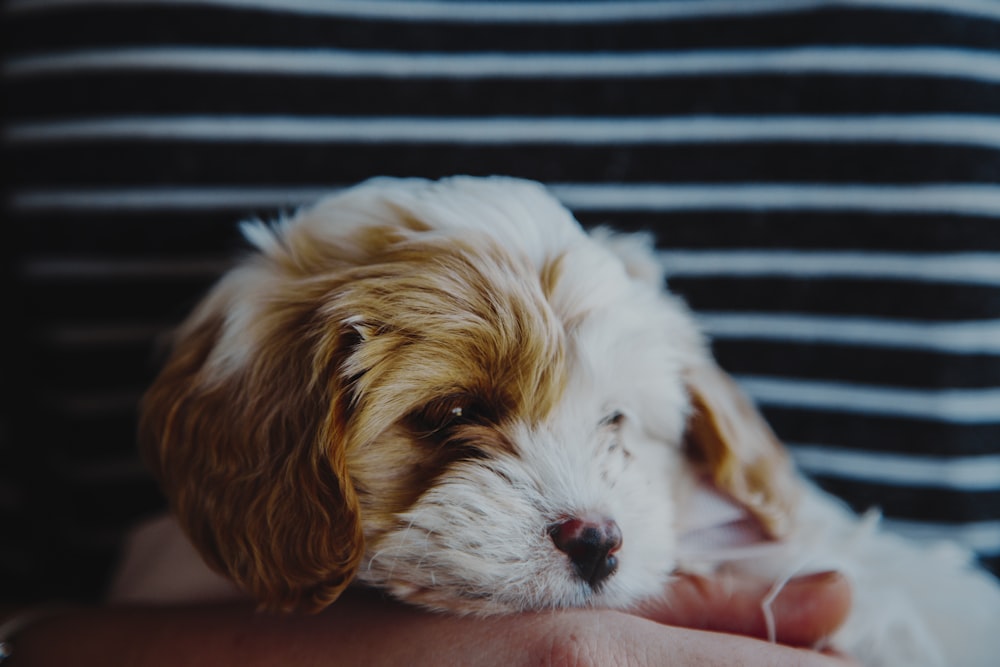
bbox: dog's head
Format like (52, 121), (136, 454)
(141, 176), (797, 614)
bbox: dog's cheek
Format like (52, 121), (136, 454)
(346, 426), (439, 542)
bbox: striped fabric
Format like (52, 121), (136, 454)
(3, 0), (999, 603)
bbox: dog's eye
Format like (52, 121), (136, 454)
(600, 410), (626, 429)
(442, 405), (472, 427)
(411, 396), (479, 435)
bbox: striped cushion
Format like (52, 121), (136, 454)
(3, 0), (998, 603)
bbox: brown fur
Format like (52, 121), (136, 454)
(140, 222), (567, 612)
(685, 363), (799, 539)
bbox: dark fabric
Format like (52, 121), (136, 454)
(3, 0), (999, 604)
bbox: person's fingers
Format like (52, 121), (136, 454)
(641, 625), (860, 667)
(533, 610), (860, 667)
(765, 571), (853, 646)
(633, 569), (853, 647)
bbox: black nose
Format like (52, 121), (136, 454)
(548, 515), (623, 589)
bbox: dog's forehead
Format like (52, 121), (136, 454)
(339, 235), (571, 442)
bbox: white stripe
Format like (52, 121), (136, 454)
(28, 307), (1000, 359)
(789, 444), (1000, 490)
(59, 382), (995, 435)
(882, 518), (1000, 555)
(6, 0), (1000, 23)
(9, 186), (328, 211)
(659, 250), (1000, 285)
(8, 114), (1000, 148)
(737, 375), (1000, 423)
(555, 184), (1000, 217)
(24, 251), (1000, 285)
(6, 46), (1000, 83)
(700, 313), (1000, 355)
(12, 184), (1000, 217)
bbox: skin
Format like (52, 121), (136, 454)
(5, 571), (854, 667)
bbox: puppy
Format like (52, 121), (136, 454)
(128, 176), (1000, 666)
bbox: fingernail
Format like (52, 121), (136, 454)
(789, 570), (843, 586)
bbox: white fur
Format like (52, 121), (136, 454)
(115, 176), (1000, 666)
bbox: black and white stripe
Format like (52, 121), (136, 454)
(4, 0), (999, 602)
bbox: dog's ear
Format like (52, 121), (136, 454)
(684, 363), (799, 538)
(587, 227), (666, 288)
(139, 309), (365, 613)
(588, 226), (799, 535)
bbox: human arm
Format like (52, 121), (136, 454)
(6, 571), (852, 667)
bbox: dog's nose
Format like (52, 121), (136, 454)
(548, 515), (623, 589)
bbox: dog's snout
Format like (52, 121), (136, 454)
(548, 515), (622, 589)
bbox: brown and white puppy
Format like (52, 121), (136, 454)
(126, 177), (999, 666)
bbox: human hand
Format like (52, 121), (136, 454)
(516, 569), (854, 667)
(637, 568), (853, 647)
(9, 569), (852, 666)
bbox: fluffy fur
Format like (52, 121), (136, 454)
(132, 176), (1000, 666)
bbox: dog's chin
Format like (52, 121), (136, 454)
(384, 561), (678, 615)
(377, 575), (661, 616)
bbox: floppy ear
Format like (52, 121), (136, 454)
(589, 226), (799, 535)
(139, 308), (365, 613)
(684, 363), (799, 538)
